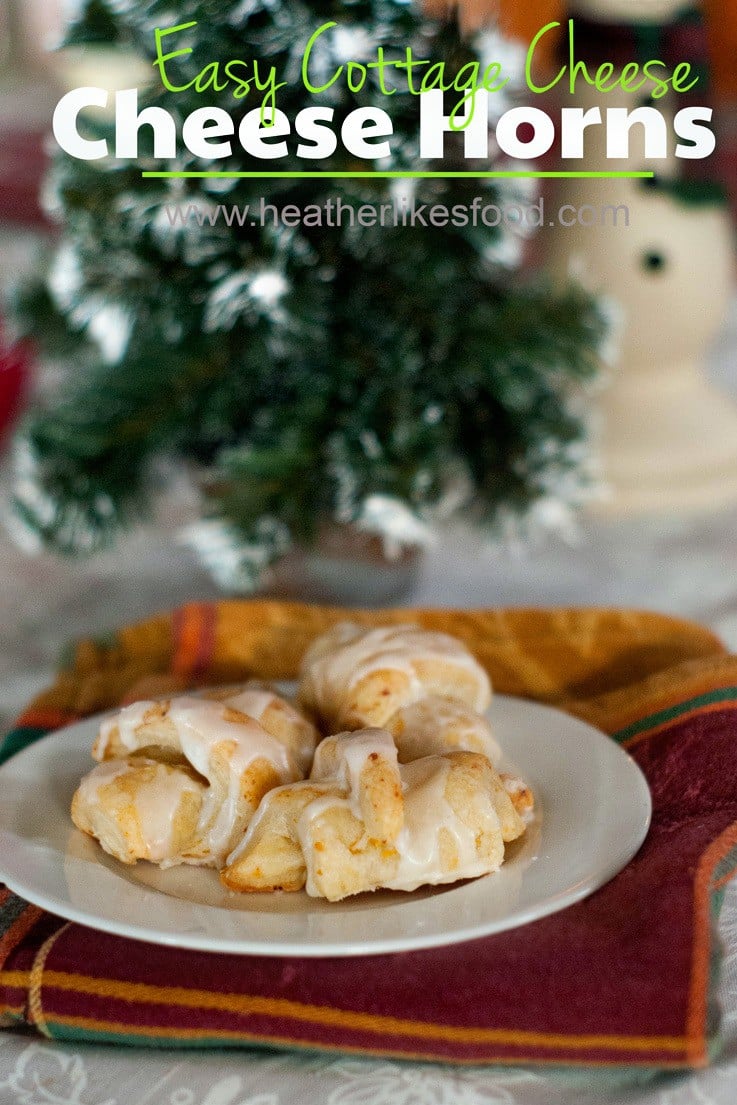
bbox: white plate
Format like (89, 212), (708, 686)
(0, 696), (651, 957)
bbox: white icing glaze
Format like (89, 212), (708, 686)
(311, 729), (396, 786)
(131, 765), (202, 864)
(76, 759), (130, 805)
(96, 701), (152, 760)
(300, 623), (491, 723)
(384, 757), (500, 892)
(221, 687), (278, 722)
(220, 686), (317, 772)
(172, 698), (297, 859)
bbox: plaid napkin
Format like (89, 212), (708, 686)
(2, 601), (737, 1070)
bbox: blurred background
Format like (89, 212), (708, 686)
(2, 0), (737, 735)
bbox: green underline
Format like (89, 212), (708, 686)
(141, 170), (655, 180)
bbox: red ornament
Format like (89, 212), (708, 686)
(0, 329), (32, 446)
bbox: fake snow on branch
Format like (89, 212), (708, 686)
(356, 495), (434, 561)
(204, 268), (290, 332)
(180, 515), (292, 592)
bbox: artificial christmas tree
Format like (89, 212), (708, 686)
(10, 0), (604, 593)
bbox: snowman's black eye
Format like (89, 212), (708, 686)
(642, 250), (667, 273)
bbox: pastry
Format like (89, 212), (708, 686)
(91, 696), (303, 864)
(223, 728), (526, 901)
(385, 695), (501, 764)
(223, 728), (404, 895)
(297, 623), (492, 731)
(71, 756), (206, 866)
(222, 780), (342, 893)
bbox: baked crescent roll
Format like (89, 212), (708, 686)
(200, 683), (319, 774)
(385, 695), (501, 765)
(223, 728), (403, 895)
(223, 730), (526, 901)
(71, 757), (206, 866)
(304, 751), (525, 900)
(93, 697), (302, 864)
(297, 623), (492, 731)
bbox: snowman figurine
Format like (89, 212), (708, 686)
(542, 0), (737, 513)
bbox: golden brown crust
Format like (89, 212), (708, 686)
(338, 669), (416, 730)
(303, 805), (401, 901)
(359, 750), (404, 843)
(443, 752), (525, 845)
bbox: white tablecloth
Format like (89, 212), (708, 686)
(3, 232), (737, 1102)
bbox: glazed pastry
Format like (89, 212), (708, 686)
(297, 623), (492, 731)
(501, 773), (535, 821)
(200, 683), (320, 774)
(92, 696), (302, 864)
(223, 729), (403, 895)
(71, 757), (206, 866)
(386, 695), (501, 764)
(223, 729), (527, 901)
(383, 751), (525, 892)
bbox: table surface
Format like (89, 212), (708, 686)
(3, 229), (737, 1103)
